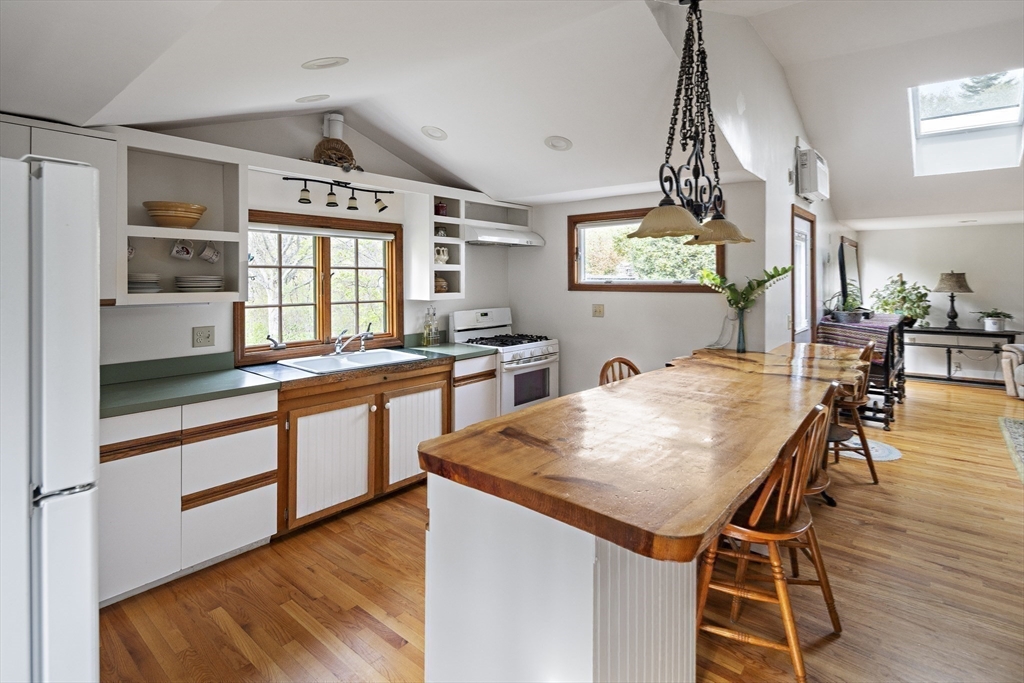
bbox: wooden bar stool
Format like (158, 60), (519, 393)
(599, 357), (641, 385)
(831, 341), (880, 484)
(696, 383), (841, 683)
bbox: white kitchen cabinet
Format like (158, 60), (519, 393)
(98, 446), (181, 602)
(289, 394), (376, 527)
(181, 425), (277, 495)
(453, 355), (498, 431)
(384, 381), (445, 490)
(0, 122), (30, 158)
(29, 127), (118, 302)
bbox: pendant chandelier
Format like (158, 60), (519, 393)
(628, 0), (752, 245)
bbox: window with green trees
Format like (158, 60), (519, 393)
(568, 208), (724, 292)
(914, 69), (1023, 136)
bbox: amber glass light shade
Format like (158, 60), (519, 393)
(684, 216), (753, 245)
(627, 200), (705, 238)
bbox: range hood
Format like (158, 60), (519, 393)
(464, 225), (545, 247)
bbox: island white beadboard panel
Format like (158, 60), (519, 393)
(425, 474), (696, 683)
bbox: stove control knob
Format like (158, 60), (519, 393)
(512, 352), (522, 360)
(545, 346), (554, 355)
(530, 348), (540, 357)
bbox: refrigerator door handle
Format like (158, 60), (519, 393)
(18, 154), (93, 168)
(32, 483), (96, 506)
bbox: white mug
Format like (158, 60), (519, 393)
(434, 246), (449, 264)
(126, 238), (135, 261)
(199, 242), (220, 263)
(170, 239), (194, 260)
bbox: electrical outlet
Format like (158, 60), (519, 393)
(907, 336), (916, 343)
(953, 362), (962, 372)
(787, 314), (793, 330)
(592, 304), (604, 318)
(192, 326), (215, 348)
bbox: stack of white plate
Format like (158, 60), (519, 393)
(175, 275), (224, 292)
(127, 273), (161, 293)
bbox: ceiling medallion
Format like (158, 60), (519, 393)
(629, 0), (752, 245)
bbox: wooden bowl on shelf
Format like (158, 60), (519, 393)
(143, 201), (207, 228)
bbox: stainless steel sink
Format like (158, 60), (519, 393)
(278, 348), (425, 375)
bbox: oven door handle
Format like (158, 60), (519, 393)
(503, 355), (558, 372)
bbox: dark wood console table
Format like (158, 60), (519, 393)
(904, 326), (1021, 386)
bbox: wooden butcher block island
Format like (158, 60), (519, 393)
(418, 353), (858, 683)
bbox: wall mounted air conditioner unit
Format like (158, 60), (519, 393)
(797, 147), (829, 202)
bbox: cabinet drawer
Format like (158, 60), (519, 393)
(181, 426), (277, 496)
(182, 391), (277, 429)
(454, 355), (497, 378)
(100, 407), (181, 447)
(181, 484), (277, 569)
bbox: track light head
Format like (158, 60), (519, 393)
(326, 186), (339, 207)
(374, 193), (387, 213)
(347, 189), (358, 211)
(298, 181), (311, 204)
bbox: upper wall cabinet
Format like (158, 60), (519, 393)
(114, 128), (247, 306)
(1, 116), (118, 302)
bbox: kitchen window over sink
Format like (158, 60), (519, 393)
(234, 210), (404, 366)
(568, 208), (725, 292)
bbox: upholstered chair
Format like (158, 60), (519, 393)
(1002, 344), (1024, 399)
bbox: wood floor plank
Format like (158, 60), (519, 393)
(98, 381), (1023, 683)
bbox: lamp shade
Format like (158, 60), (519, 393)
(932, 271), (972, 293)
(683, 217), (754, 245)
(627, 202), (705, 239)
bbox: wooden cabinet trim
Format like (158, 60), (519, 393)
(100, 432), (181, 463)
(287, 394), (377, 530)
(180, 411), (277, 445)
(181, 470), (277, 511)
(276, 363), (453, 400)
(452, 369), (496, 388)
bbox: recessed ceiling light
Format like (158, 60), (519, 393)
(421, 126), (448, 141)
(544, 136), (573, 151)
(958, 219), (978, 224)
(301, 57), (349, 70)
(295, 94), (330, 103)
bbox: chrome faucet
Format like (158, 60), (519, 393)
(333, 323), (374, 354)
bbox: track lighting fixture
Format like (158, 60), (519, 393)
(282, 177), (394, 211)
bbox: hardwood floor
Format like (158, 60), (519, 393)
(100, 381), (1024, 683)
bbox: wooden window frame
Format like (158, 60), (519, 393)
(567, 208), (725, 293)
(234, 210), (404, 367)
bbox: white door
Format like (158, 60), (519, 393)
(792, 211), (814, 343)
(98, 447), (182, 602)
(454, 378), (498, 431)
(290, 395), (374, 526)
(385, 382), (445, 489)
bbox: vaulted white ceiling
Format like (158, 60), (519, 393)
(1, 0), (1021, 222)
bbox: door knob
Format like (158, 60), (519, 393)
(370, 405), (377, 412)
(384, 402), (391, 410)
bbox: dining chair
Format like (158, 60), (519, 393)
(803, 380), (842, 508)
(696, 382), (841, 683)
(599, 357), (641, 385)
(830, 341), (879, 484)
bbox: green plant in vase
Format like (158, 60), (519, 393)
(870, 275), (931, 326)
(699, 266), (793, 353)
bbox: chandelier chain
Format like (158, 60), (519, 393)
(694, 5), (721, 186)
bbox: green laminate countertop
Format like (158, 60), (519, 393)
(406, 344), (496, 360)
(100, 369), (280, 419)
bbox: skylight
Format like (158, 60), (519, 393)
(913, 69), (1023, 137)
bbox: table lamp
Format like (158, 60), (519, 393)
(932, 271), (972, 330)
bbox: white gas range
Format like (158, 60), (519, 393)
(450, 307), (559, 414)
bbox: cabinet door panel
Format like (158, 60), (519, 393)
(385, 381), (446, 489)
(181, 484), (276, 568)
(290, 395), (374, 526)
(30, 129), (117, 301)
(98, 447), (181, 602)
(182, 426), (276, 495)
(454, 377), (498, 431)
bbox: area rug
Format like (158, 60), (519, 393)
(837, 436), (903, 462)
(999, 417), (1024, 484)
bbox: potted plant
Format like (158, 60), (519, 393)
(699, 266), (792, 353)
(824, 287), (863, 324)
(870, 275), (931, 327)
(973, 309), (1014, 332)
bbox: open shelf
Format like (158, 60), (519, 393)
(465, 200), (528, 228)
(127, 225), (241, 243)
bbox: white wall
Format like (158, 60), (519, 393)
(100, 303), (233, 365)
(858, 223), (1024, 381)
(508, 183), (766, 396)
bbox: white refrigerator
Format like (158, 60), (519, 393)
(0, 157), (100, 682)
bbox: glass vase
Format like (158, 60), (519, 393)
(736, 308), (746, 354)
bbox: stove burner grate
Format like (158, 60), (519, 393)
(466, 334), (550, 347)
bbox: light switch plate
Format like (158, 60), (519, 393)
(592, 304), (605, 318)
(192, 326), (215, 348)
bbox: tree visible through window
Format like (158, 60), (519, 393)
(568, 208), (725, 293)
(914, 69), (1023, 136)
